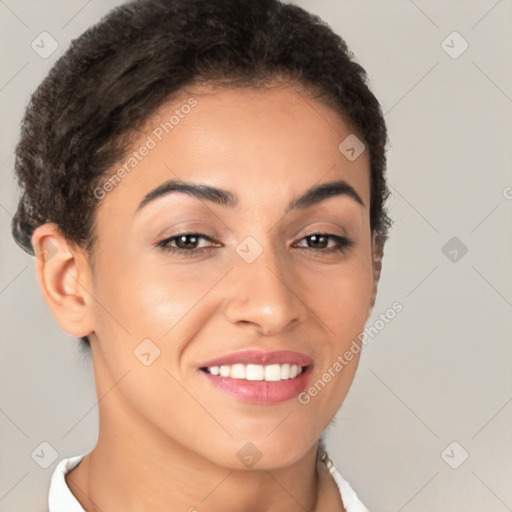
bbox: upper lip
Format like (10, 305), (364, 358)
(200, 349), (313, 368)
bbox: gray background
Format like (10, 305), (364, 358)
(1, 1), (511, 511)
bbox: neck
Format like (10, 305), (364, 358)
(67, 430), (330, 512)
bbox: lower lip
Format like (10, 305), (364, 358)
(200, 366), (313, 404)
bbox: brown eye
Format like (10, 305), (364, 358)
(295, 233), (353, 254)
(173, 234), (202, 250)
(156, 232), (218, 257)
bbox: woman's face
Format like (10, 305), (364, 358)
(73, 85), (379, 469)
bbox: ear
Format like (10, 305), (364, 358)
(368, 232), (386, 316)
(31, 223), (94, 339)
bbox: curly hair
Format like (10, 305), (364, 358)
(11, 0), (393, 350)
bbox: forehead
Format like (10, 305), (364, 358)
(96, 84), (370, 218)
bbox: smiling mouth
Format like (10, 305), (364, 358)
(200, 363), (309, 382)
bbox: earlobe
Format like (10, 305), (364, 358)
(31, 223), (94, 339)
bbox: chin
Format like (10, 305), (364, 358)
(202, 432), (318, 471)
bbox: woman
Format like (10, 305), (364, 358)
(11, 0), (392, 510)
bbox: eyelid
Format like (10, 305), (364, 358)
(294, 221), (349, 238)
(155, 230), (353, 259)
(155, 232), (218, 248)
(293, 232), (353, 251)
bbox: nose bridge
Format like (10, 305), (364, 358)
(224, 236), (305, 334)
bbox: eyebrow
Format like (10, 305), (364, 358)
(135, 178), (365, 215)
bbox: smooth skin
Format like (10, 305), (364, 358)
(32, 83), (384, 511)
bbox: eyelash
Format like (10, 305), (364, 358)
(155, 232), (353, 257)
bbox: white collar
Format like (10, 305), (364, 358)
(49, 451), (369, 512)
(48, 453), (88, 512)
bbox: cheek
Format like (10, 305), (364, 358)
(88, 256), (224, 424)
(93, 245), (226, 339)
(303, 255), (374, 341)
(128, 258), (230, 337)
(93, 240), (373, 354)
(296, 259), (373, 424)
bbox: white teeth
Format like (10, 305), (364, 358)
(231, 364), (246, 379)
(246, 364), (264, 381)
(264, 364), (281, 381)
(204, 363), (305, 381)
(280, 363), (290, 380)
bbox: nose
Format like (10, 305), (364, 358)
(224, 244), (308, 336)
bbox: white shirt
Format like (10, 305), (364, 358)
(49, 451), (369, 512)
